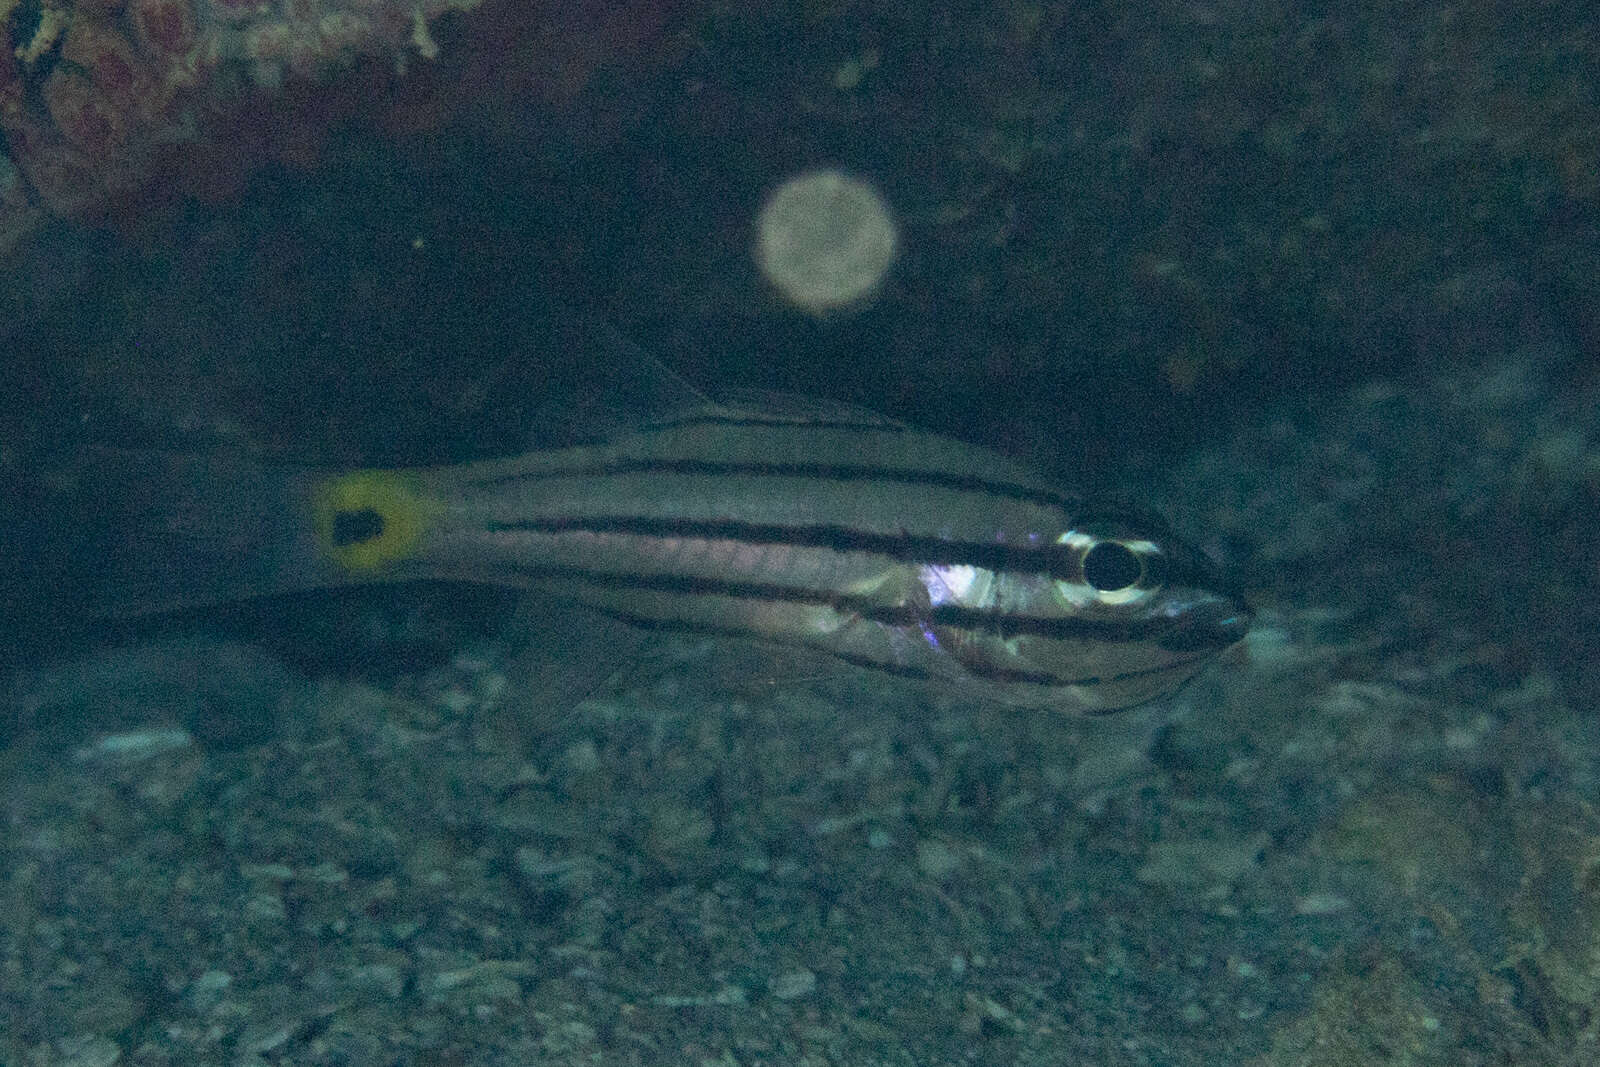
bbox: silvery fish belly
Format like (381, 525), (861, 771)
(30, 400), (1249, 715)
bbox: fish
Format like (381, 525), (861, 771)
(11, 391), (1249, 715)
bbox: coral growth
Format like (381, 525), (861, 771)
(0, 0), (680, 253)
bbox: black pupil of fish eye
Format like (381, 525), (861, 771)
(1082, 541), (1142, 591)
(333, 507), (385, 547)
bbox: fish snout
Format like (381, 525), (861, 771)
(1159, 592), (1253, 653)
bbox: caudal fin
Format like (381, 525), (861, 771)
(5, 448), (346, 624)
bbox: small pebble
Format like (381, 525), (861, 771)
(74, 727), (192, 764)
(770, 968), (817, 1000)
(53, 1035), (121, 1067)
(916, 838), (961, 880)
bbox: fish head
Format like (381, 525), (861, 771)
(926, 506), (1251, 714)
(1033, 509), (1250, 712)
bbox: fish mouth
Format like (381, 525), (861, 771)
(1157, 592), (1253, 653)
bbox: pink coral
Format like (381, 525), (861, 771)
(0, 0), (684, 254)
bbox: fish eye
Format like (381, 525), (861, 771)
(1082, 540), (1144, 592)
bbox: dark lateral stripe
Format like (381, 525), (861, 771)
(835, 648), (1068, 687)
(847, 649), (1203, 689)
(925, 603), (1182, 643)
(488, 514), (1084, 580)
(578, 602), (1207, 695)
(496, 559), (1180, 642)
(836, 648), (1205, 690)
(577, 603), (950, 674)
(466, 456), (1081, 513)
(572, 603), (1042, 685)
(501, 560), (866, 610)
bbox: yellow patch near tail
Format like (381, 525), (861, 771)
(311, 470), (435, 573)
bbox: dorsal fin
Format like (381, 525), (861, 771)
(585, 323), (713, 422)
(708, 387), (910, 429)
(500, 320), (714, 448)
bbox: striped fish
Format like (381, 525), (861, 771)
(23, 400), (1249, 714)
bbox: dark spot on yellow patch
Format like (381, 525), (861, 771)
(311, 470), (434, 572)
(332, 507), (385, 547)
